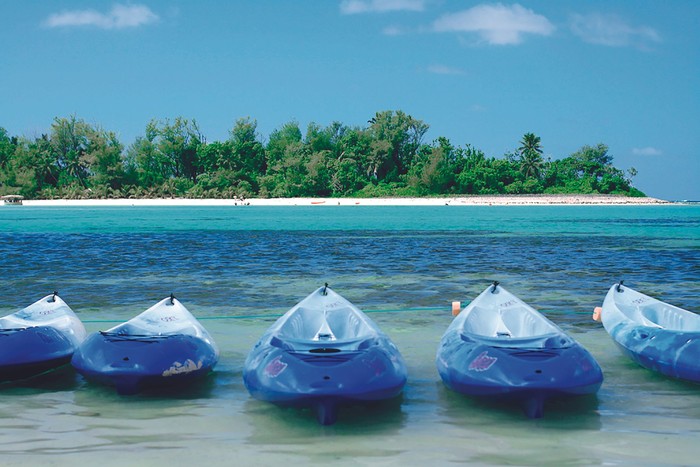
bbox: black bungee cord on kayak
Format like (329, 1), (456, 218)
(616, 280), (624, 292)
(491, 281), (500, 293)
(322, 283), (329, 296)
(49, 291), (58, 302)
(169, 293), (175, 305)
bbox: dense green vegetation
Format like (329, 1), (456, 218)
(0, 111), (644, 199)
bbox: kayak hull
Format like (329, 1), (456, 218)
(0, 326), (75, 382)
(72, 332), (218, 394)
(608, 324), (700, 382)
(437, 335), (603, 418)
(601, 283), (700, 383)
(72, 296), (218, 394)
(243, 286), (407, 424)
(437, 283), (603, 418)
(0, 294), (86, 382)
(244, 339), (406, 425)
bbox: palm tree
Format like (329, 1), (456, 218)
(518, 133), (543, 179)
(519, 151), (543, 179)
(518, 132), (543, 156)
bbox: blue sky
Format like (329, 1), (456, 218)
(1, 1), (698, 200)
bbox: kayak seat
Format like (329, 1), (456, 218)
(276, 307), (376, 351)
(278, 307), (374, 341)
(464, 306), (555, 339)
(278, 308), (332, 341)
(616, 302), (665, 329)
(636, 307), (665, 329)
(326, 307), (373, 340)
(500, 307), (553, 338)
(463, 306), (512, 338)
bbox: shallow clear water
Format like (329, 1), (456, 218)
(0, 205), (699, 465)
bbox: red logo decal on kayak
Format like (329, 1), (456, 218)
(469, 351), (497, 372)
(264, 356), (287, 378)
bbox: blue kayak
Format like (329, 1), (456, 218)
(72, 296), (218, 394)
(243, 285), (407, 425)
(600, 282), (700, 383)
(437, 282), (603, 418)
(0, 293), (86, 382)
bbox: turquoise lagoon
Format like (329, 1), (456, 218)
(0, 204), (699, 465)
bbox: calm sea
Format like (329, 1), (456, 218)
(1, 204), (699, 466)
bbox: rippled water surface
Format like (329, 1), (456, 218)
(0, 205), (699, 465)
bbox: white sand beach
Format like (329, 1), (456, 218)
(19, 194), (670, 207)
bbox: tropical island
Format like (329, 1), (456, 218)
(0, 110), (649, 201)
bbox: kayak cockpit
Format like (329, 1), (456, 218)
(633, 304), (700, 331)
(462, 306), (572, 349)
(274, 306), (377, 352)
(462, 305), (563, 338)
(612, 290), (700, 332)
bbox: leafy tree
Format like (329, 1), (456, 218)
(259, 140), (310, 197)
(406, 137), (457, 194)
(266, 121), (302, 167)
(229, 117), (266, 175)
(542, 144), (637, 195)
(155, 118), (203, 181)
(9, 135), (58, 196)
(127, 117), (203, 192)
(125, 134), (167, 187)
(0, 127), (15, 170)
(197, 122), (263, 197)
(86, 128), (125, 191)
(197, 141), (233, 175)
(50, 116), (93, 188)
(0, 128), (18, 194)
(305, 149), (334, 197)
(366, 110), (429, 182)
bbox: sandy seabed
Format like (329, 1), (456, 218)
(21, 194), (670, 207)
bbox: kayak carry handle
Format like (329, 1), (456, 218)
(491, 281), (500, 293)
(592, 307), (602, 321)
(49, 291), (58, 302)
(169, 293), (175, 305)
(616, 280), (625, 292)
(322, 283), (329, 296)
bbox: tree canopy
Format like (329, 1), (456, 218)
(0, 112), (645, 199)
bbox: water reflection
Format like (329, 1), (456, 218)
(437, 383), (602, 429)
(0, 365), (81, 394)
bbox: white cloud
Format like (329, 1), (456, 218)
(427, 64), (466, 75)
(632, 147), (663, 156)
(570, 13), (661, 49)
(44, 4), (159, 30)
(340, 0), (426, 15)
(432, 3), (554, 45)
(382, 25), (407, 36)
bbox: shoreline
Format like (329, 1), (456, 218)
(16, 194), (672, 207)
